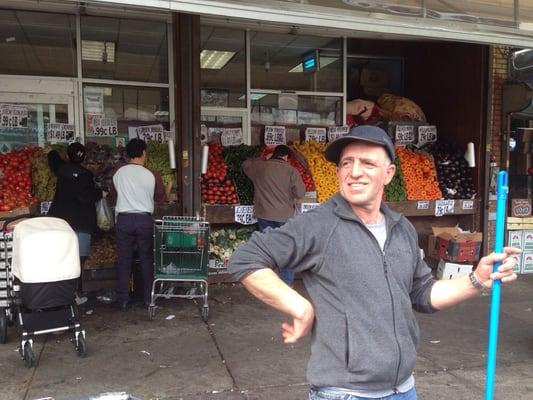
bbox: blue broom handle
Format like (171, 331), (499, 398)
(485, 170), (508, 400)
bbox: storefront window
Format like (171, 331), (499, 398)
(81, 16), (168, 83)
(0, 10), (76, 77)
(83, 85), (169, 146)
(250, 32), (342, 92)
(201, 27), (246, 108)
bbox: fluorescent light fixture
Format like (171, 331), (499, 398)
(200, 50), (236, 69)
(289, 57), (338, 73)
(85, 87), (112, 96)
(5, 37), (15, 43)
(238, 93), (268, 101)
(82, 40), (115, 63)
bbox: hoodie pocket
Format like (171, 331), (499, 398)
(345, 313), (397, 381)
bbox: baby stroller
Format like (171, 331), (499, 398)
(9, 216), (87, 367)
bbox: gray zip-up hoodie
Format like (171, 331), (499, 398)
(228, 193), (437, 391)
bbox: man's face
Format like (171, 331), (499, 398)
(336, 141), (396, 209)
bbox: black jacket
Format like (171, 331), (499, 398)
(47, 150), (102, 233)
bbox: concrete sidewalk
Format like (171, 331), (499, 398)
(1, 275), (533, 400)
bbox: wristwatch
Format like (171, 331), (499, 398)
(469, 270), (490, 293)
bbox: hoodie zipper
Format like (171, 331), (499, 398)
(365, 217), (403, 391)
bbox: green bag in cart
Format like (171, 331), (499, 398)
(164, 231), (197, 248)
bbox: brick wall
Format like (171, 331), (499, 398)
(486, 46), (510, 252)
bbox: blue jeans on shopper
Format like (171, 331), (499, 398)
(308, 387), (417, 400)
(256, 218), (294, 286)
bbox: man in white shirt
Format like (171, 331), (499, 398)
(113, 138), (166, 311)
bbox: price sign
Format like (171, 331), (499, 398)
(135, 125), (166, 142)
(40, 201), (52, 216)
(0, 104), (28, 128)
(201, 124), (208, 145)
(328, 126), (349, 142)
(395, 125), (415, 145)
(221, 128), (243, 147)
(417, 125), (437, 147)
(305, 127), (327, 143)
(435, 199), (455, 217)
(462, 200), (474, 210)
(299, 202), (320, 213)
(417, 200), (430, 210)
(46, 123), (75, 142)
(93, 117), (118, 136)
(234, 205), (257, 225)
(264, 126), (286, 146)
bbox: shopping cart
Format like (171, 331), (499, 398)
(149, 216), (210, 321)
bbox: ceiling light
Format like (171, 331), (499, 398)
(200, 50), (236, 69)
(289, 57), (339, 73)
(238, 93), (268, 101)
(82, 40), (115, 63)
(5, 37), (15, 43)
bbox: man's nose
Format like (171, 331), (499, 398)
(350, 161), (363, 176)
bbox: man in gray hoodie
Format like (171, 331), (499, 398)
(228, 125), (519, 400)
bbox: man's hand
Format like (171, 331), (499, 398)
(281, 300), (315, 344)
(474, 246), (521, 288)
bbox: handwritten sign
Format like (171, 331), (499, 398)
(0, 104), (28, 128)
(234, 205), (257, 225)
(40, 201), (52, 216)
(395, 125), (415, 145)
(264, 126), (286, 146)
(93, 116), (118, 136)
(135, 125), (165, 142)
(328, 126), (349, 142)
(417, 200), (430, 210)
(305, 127), (327, 143)
(46, 123), (75, 142)
(221, 128), (243, 147)
(299, 202), (320, 213)
(462, 200), (474, 210)
(201, 124), (207, 145)
(435, 199), (455, 217)
(417, 125), (437, 147)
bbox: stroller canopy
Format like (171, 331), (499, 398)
(11, 217), (81, 283)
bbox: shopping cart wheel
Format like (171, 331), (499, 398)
(75, 335), (88, 357)
(0, 307), (7, 344)
(22, 342), (34, 368)
(201, 306), (209, 322)
(148, 305), (156, 321)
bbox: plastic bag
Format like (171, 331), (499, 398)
(96, 198), (114, 231)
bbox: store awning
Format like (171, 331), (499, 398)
(23, 0), (533, 47)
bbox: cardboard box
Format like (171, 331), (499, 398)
(432, 227), (483, 262)
(521, 252), (533, 274)
(522, 230), (533, 252)
(507, 230), (523, 273)
(436, 259), (473, 280)
(511, 199), (532, 217)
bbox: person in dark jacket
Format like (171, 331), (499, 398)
(47, 142), (104, 299)
(228, 125), (520, 399)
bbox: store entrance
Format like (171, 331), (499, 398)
(0, 77), (77, 151)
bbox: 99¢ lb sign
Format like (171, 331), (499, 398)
(234, 206), (257, 225)
(93, 117), (118, 136)
(264, 126), (286, 146)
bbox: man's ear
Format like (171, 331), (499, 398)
(385, 163), (396, 185)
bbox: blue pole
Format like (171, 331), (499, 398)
(484, 170), (508, 400)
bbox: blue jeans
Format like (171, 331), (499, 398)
(256, 218), (294, 286)
(309, 387), (417, 400)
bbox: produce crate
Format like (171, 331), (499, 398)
(435, 236), (481, 263)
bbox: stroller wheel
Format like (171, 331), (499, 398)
(22, 342), (34, 368)
(0, 307), (7, 344)
(75, 335), (88, 357)
(148, 305), (156, 321)
(201, 306), (209, 322)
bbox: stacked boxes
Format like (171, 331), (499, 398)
(506, 229), (533, 274)
(428, 227), (481, 279)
